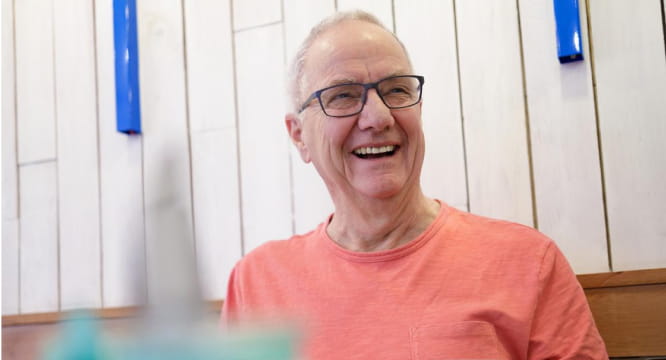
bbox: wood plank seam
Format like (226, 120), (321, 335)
(228, 0), (246, 256)
(451, 0), (472, 213)
(514, 0), (539, 230)
(278, 0), (297, 238)
(584, 0), (614, 272)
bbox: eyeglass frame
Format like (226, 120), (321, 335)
(297, 75), (425, 118)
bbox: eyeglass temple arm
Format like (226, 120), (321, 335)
(298, 92), (319, 114)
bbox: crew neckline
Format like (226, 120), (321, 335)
(318, 200), (452, 263)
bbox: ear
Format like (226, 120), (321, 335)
(285, 113), (311, 163)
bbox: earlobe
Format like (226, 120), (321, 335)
(285, 113), (311, 163)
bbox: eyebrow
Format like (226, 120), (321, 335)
(323, 71), (410, 88)
(325, 78), (358, 87)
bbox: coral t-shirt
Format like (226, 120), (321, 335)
(223, 202), (607, 359)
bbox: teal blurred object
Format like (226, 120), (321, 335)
(116, 328), (296, 360)
(43, 311), (296, 360)
(43, 311), (108, 360)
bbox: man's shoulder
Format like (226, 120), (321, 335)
(449, 207), (553, 252)
(236, 227), (321, 269)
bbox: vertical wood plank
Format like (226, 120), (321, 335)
(518, 0), (608, 273)
(19, 162), (59, 313)
(95, 0), (146, 308)
(283, 0), (335, 60)
(2, 0), (20, 315)
(336, 0), (394, 31)
(190, 131), (242, 300)
(2, 0), (18, 220)
(14, 0), (56, 164)
(183, 0), (242, 299)
(53, 0), (102, 310)
(589, 0), (666, 271)
(184, 0), (236, 132)
(394, 0), (468, 211)
(2, 219), (19, 315)
(456, 0), (534, 226)
(234, 23), (294, 252)
(232, 0), (281, 31)
(283, 0), (336, 234)
(137, 0), (195, 299)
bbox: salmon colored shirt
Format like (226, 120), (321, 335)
(223, 202), (607, 359)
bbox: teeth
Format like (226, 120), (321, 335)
(353, 145), (396, 155)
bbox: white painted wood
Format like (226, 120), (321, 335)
(2, 0), (18, 220)
(234, 23), (294, 252)
(283, 0), (335, 61)
(2, 219), (19, 315)
(394, 0), (468, 211)
(53, 0), (102, 310)
(232, 0), (281, 31)
(19, 162), (59, 313)
(290, 148), (333, 234)
(183, 0), (236, 132)
(183, 0), (243, 299)
(2, 0), (20, 314)
(94, 0), (146, 308)
(336, 0), (394, 32)
(455, 0), (534, 226)
(283, 0), (336, 234)
(518, 0), (608, 274)
(190, 130), (242, 300)
(14, 0), (56, 164)
(589, 0), (666, 271)
(137, 0), (195, 301)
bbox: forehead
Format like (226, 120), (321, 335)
(302, 20), (411, 90)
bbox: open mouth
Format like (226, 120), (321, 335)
(352, 145), (399, 159)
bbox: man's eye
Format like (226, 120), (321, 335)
(333, 92), (353, 99)
(389, 87), (409, 94)
(325, 90), (361, 107)
(384, 87), (411, 97)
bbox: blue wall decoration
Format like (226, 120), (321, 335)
(113, 0), (142, 134)
(553, 0), (584, 63)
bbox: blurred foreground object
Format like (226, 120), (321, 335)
(44, 312), (295, 360)
(43, 155), (296, 360)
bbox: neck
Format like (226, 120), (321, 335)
(326, 189), (440, 252)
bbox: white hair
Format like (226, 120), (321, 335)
(287, 10), (413, 113)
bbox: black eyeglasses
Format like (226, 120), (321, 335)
(298, 75), (424, 118)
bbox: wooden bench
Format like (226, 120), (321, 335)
(578, 268), (666, 357)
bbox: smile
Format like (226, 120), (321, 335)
(352, 145), (399, 159)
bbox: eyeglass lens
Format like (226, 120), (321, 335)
(320, 76), (421, 117)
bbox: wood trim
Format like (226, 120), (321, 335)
(584, 283), (666, 356)
(577, 267), (666, 289)
(577, 268), (666, 357)
(2, 301), (224, 327)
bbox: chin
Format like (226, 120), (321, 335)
(355, 179), (405, 199)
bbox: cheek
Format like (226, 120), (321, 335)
(319, 118), (356, 150)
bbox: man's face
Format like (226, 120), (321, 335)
(287, 20), (425, 202)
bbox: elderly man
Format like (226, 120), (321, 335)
(223, 10), (607, 360)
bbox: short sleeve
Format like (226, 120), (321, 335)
(221, 265), (242, 326)
(527, 242), (608, 359)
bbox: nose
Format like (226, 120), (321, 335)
(357, 88), (394, 131)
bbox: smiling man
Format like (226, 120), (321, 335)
(223, 10), (607, 360)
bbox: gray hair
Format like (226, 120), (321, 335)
(287, 10), (412, 113)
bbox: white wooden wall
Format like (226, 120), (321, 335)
(2, 0), (666, 315)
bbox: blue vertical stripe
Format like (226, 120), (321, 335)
(113, 0), (141, 134)
(554, 0), (584, 63)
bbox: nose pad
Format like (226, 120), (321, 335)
(357, 89), (394, 131)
